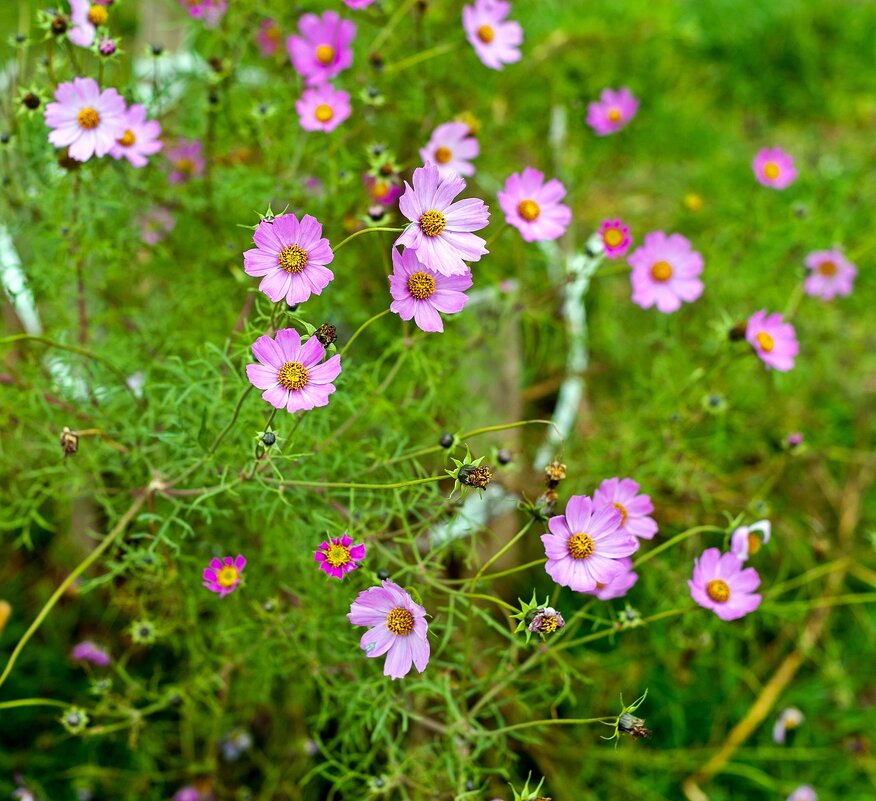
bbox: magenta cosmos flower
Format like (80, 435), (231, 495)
(599, 219), (632, 259)
(804, 248), (857, 300)
(244, 213), (334, 305)
(71, 640), (111, 667)
(166, 139), (204, 184)
(108, 104), (162, 168)
(541, 495), (639, 592)
(389, 247), (472, 333)
(44, 77), (126, 162)
(348, 580), (429, 679)
(287, 11), (356, 86)
(746, 310), (798, 371)
(585, 557), (638, 600)
(295, 85), (351, 133)
(753, 147), (797, 190)
(256, 19), (283, 56)
(420, 122), (479, 179)
(587, 87), (639, 136)
(344, 0), (374, 7)
(689, 547), (761, 621)
(593, 477), (658, 541)
(498, 167), (572, 242)
(462, 0), (523, 71)
(314, 533), (366, 580)
(628, 231), (704, 313)
(203, 554), (246, 598)
(246, 329), (341, 413)
(396, 163), (489, 277)
(787, 787), (816, 801)
(730, 519), (771, 562)
(179, 0), (227, 28)
(69, 0), (109, 48)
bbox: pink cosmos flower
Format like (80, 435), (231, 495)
(753, 147), (797, 190)
(396, 162), (490, 277)
(139, 206), (176, 245)
(71, 641), (111, 667)
(246, 329), (342, 413)
(688, 547), (762, 621)
(44, 77), (126, 162)
(593, 477), (658, 541)
(315, 533), (366, 579)
(462, 0), (523, 71)
(585, 557), (638, 600)
(166, 139), (204, 184)
(348, 580), (429, 680)
(179, 0), (227, 28)
(295, 85), (351, 133)
(586, 87), (639, 136)
(419, 122), (479, 179)
(599, 218), (632, 259)
(804, 248), (857, 300)
(786, 786), (816, 801)
(773, 707), (804, 745)
(746, 310), (798, 372)
(389, 247), (472, 333)
(203, 554), (246, 598)
(541, 495), (639, 592)
(628, 231), (704, 313)
(497, 167), (572, 242)
(244, 213), (334, 305)
(287, 11), (356, 86)
(108, 103), (162, 168)
(365, 174), (402, 206)
(256, 19), (283, 56)
(730, 519), (771, 562)
(69, 0), (108, 48)
(343, 0), (375, 7)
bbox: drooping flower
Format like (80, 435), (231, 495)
(688, 547), (762, 621)
(541, 495), (639, 592)
(527, 606), (565, 634)
(287, 11), (356, 86)
(108, 103), (162, 168)
(585, 557), (639, 600)
(395, 162), (489, 277)
(348, 580), (429, 679)
(139, 206), (176, 245)
(593, 477), (658, 541)
(315, 532), (366, 579)
(803, 248), (857, 300)
(44, 77), (126, 162)
(246, 329), (342, 413)
(786, 786), (816, 801)
(203, 555), (246, 597)
(462, 0), (523, 71)
(498, 167), (572, 242)
(166, 139), (204, 184)
(753, 147), (797, 190)
(179, 0), (227, 28)
(69, 0), (108, 48)
(244, 213), (334, 305)
(730, 519), (771, 562)
(71, 640), (111, 667)
(295, 85), (351, 133)
(746, 310), (798, 372)
(773, 707), (804, 744)
(586, 87), (639, 136)
(419, 121), (479, 179)
(599, 218), (632, 259)
(256, 18), (283, 56)
(365, 173), (402, 206)
(628, 231), (704, 313)
(389, 247), (472, 333)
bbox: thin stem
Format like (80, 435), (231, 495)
(268, 475), (444, 492)
(384, 41), (455, 74)
(443, 558), (547, 584)
(464, 593), (517, 612)
(484, 223), (509, 250)
(469, 520), (534, 589)
(332, 227), (405, 254)
(632, 525), (726, 569)
(476, 716), (615, 738)
(0, 697), (72, 711)
(340, 308), (391, 359)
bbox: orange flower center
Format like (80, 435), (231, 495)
(420, 209), (446, 237)
(386, 607), (415, 636)
(756, 331), (775, 352)
(818, 260), (837, 276)
(518, 199), (540, 221)
(477, 25), (494, 43)
(175, 158), (195, 175)
(434, 146), (453, 164)
(651, 260), (673, 282)
(315, 44), (335, 64)
(216, 565), (239, 588)
(314, 104), (334, 123)
(567, 532), (595, 560)
(748, 533), (762, 555)
(119, 129), (136, 147)
(763, 162), (780, 180)
(603, 227), (624, 247)
(88, 6), (108, 25)
(77, 107), (100, 129)
(278, 361), (309, 391)
(324, 543), (351, 568)
(278, 244), (308, 273)
(407, 271), (436, 300)
(706, 579), (730, 603)
(607, 107), (622, 123)
(612, 502), (629, 526)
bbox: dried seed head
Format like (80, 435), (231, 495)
(459, 465), (493, 489)
(618, 712), (652, 739)
(60, 427), (79, 457)
(314, 324), (337, 347)
(544, 460), (566, 487)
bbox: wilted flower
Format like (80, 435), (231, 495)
(746, 310), (798, 371)
(45, 77), (126, 162)
(753, 147), (797, 190)
(60, 426), (79, 457)
(689, 547), (762, 621)
(803, 248), (857, 300)
(593, 477), (658, 541)
(314, 324), (337, 346)
(108, 103), (162, 168)
(419, 121), (479, 179)
(71, 640), (111, 667)
(462, 0), (523, 71)
(598, 219), (632, 259)
(315, 533), (366, 579)
(202, 555), (246, 597)
(618, 711), (651, 738)
(287, 11), (356, 86)
(773, 707), (804, 744)
(586, 87), (639, 135)
(628, 231), (704, 313)
(730, 519), (771, 562)
(166, 139), (204, 184)
(498, 167), (572, 242)
(527, 606), (565, 634)
(296, 85), (352, 133)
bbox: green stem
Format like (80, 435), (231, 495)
(0, 697), (73, 711)
(484, 223), (509, 250)
(464, 593), (517, 612)
(632, 525), (725, 569)
(476, 716), (615, 738)
(269, 475), (444, 492)
(444, 558), (547, 584)
(385, 42), (455, 74)
(469, 520), (534, 589)
(332, 227), (405, 253)
(340, 308), (391, 359)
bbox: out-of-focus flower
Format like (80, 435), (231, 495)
(419, 121), (479, 179)
(166, 139), (204, 184)
(108, 103), (162, 167)
(586, 87), (639, 135)
(753, 147), (797, 189)
(178, 0), (227, 28)
(202, 555), (246, 597)
(220, 728), (254, 761)
(256, 18), (283, 56)
(746, 310), (798, 371)
(786, 786), (816, 801)
(730, 520), (771, 562)
(71, 640), (111, 667)
(69, 0), (108, 48)
(803, 248), (857, 300)
(498, 167), (572, 242)
(462, 0), (523, 71)
(139, 206), (176, 245)
(287, 11), (356, 86)
(628, 231), (704, 313)
(773, 707), (804, 744)
(44, 77), (126, 162)
(295, 85), (351, 133)
(598, 219), (632, 259)
(689, 547), (762, 621)
(364, 174), (402, 206)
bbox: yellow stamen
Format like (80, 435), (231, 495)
(407, 271), (436, 300)
(277, 361), (309, 391)
(818, 260), (837, 276)
(706, 579), (730, 603)
(603, 227), (624, 247)
(607, 107), (622, 123)
(763, 162), (780, 181)
(567, 532), (595, 560)
(517, 199), (540, 222)
(88, 6), (108, 26)
(386, 607), (414, 636)
(612, 502), (629, 527)
(477, 25), (494, 44)
(314, 104), (334, 123)
(434, 146), (453, 164)
(119, 129), (136, 147)
(420, 209), (446, 237)
(651, 260), (673, 282)
(756, 331), (775, 353)
(216, 565), (239, 588)
(324, 543), (351, 568)
(278, 244), (308, 273)
(315, 44), (335, 64)
(77, 107), (100, 129)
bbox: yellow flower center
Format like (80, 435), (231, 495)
(407, 271), (437, 300)
(420, 209), (447, 237)
(119, 129), (136, 147)
(386, 607), (415, 636)
(434, 146), (453, 164)
(77, 107), (100, 129)
(612, 502), (629, 526)
(267, 26), (281, 43)
(324, 543), (351, 568)
(607, 107), (622, 123)
(756, 331), (775, 353)
(216, 565), (239, 588)
(567, 532), (595, 560)
(818, 260), (837, 276)
(477, 24), (494, 43)
(175, 157), (195, 175)
(706, 579), (730, 603)
(315, 44), (335, 64)
(88, 6), (108, 25)
(539, 615), (559, 633)
(651, 260), (673, 282)
(277, 361), (309, 391)
(278, 244), (308, 273)
(748, 533), (762, 555)
(314, 104), (334, 123)
(763, 162), (780, 180)
(603, 227), (624, 247)
(517, 199), (540, 221)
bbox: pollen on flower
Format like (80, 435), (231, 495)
(315, 44), (335, 64)
(278, 244), (309, 273)
(407, 271), (436, 300)
(818, 260), (837, 276)
(278, 361), (309, 391)
(419, 209), (447, 237)
(538, 615), (559, 633)
(706, 579), (731, 603)
(650, 260), (673, 282)
(763, 161), (780, 180)
(608, 107), (623, 122)
(324, 543), (352, 568)
(613, 502), (629, 526)
(518, 199), (540, 221)
(216, 565), (240, 588)
(567, 532), (595, 560)
(477, 24), (495, 43)
(314, 104), (334, 123)
(78, 108), (101, 129)
(119, 129), (136, 147)
(603, 227), (624, 247)
(756, 331), (775, 352)
(88, 5), (109, 25)
(386, 607), (415, 636)
(434, 146), (453, 164)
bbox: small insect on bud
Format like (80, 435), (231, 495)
(458, 464), (493, 489)
(728, 321), (747, 341)
(497, 448), (513, 465)
(15, 33), (26, 43)
(314, 324), (337, 347)
(22, 92), (41, 110)
(60, 426), (79, 457)
(618, 712), (651, 739)
(51, 15), (69, 35)
(439, 433), (454, 448)
(544, 459), (566, 488)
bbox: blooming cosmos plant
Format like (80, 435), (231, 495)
(246, 329), (342, 414)
(419, 121), (479, 179)
(803, 248), (857, 300)
(244, 213), (334, 305)
(314, 533), (366, 580)
(295, 85), (352, 134)
(586, 87), (639, 135)
(388, 247), (472, 333)
(69, 0), (109, 48)
(628, 231), (704, 313)
(287, 11), (356, 86)
(203, 555), (246, 598)
(541, 495), (639, 592)
(730, 519), (771, 562)
(753, 147), (797, 189)
(45, 77), (126, 162)
(462, 0), (523, 71)
(599, 219), (633, 259)
(498, 167), (572, 242)
(746, 310), (799, 371)
(593, 477), (658, 540)
(348, 580), (429, 679)
(109, 104), (163, 168)
(396, 162), (490, 277)
(689, 547), (762, 620)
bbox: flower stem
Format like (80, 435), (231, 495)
(332, 227), (406, 254)
(632, 525), (725, 569)
(385, 42), (455, 74)
(476, 715), (615, 738)
(339, 308), (391, 358)
(469, 519), (535, 590)
(269, 474), (444, 492)
(0, 697), (73, 711)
